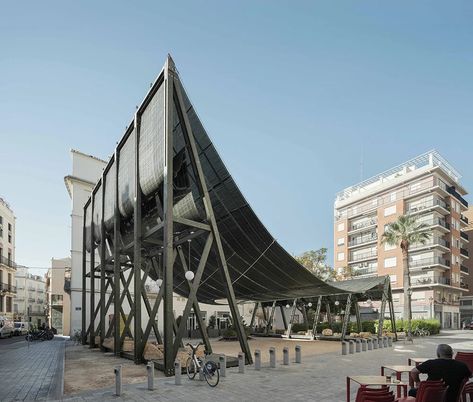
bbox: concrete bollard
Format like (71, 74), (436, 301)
(238, 352), (245, 373)
(254, 349), (261, 370)
(147, 361), (154, 390)
(367, 338), (373, 350)
(283, 347), (289, 365)
(373, 338), (378, 349)
(174, 359), (181, 385)
(355, 339), (361, 353)
(342, 341), (348, 355)
(269, 347), (276, 368)
(114, 365), (122, 396)
(361, 338), (367, 352)
(378, 337), (383, 348)
(295, 345), (301, 363)
(349, 340), (355, 354)
(383, 336), (388, 348)
(219, 355), (226, 377)
(388, 337), (393, 347)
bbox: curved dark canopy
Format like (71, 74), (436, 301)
(86, 59), (386, 304)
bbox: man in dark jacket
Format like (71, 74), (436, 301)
(410, 344), (471, 402)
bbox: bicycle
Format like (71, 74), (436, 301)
(413, 328), (430, 337)
(185, 342), (219, 387)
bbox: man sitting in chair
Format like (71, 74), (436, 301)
(410, 344), (471, 402)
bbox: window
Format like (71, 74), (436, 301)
(8, 223), (11, 231)
(384, 243), (396, 251)
(0, 216), (2, 224)
(390, 192), (397, 202)
(410, 182), (421, 192)
(384, 257), (397, 268)
(384, 205), (396, 217)
(337, 252), (345, 262)
(8, 234), (11, 243)
(337, 238), (345, 246)
(337, 223), (345, 232)
(461, 300), (473, 306)
(390, 275), (397, 283)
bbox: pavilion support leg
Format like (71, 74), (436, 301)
(341, 294), (352, 340)
(81, 211), (87, 345)
(89, 198), (96, 348)
(286, 299), (297, 339)
(355, 300), (362, 333)
(262, 302), (268, 327)
(378, 284), (388, 339)
(302, 305), (309, 331)
(99, 179), (107, 351)
(312, 296), (323, 338)
(249, 302), (258, 331)
(173, 73), (252, 365)
(280, 305), (288, 331)
(113, 150), (121, 356)
(389, 295), (397, 341)
(265, 301), (277, 335)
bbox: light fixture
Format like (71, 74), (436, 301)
(334, 300), (340, 306)
(185, 271), (195, 281)
(366, 298), (372, 304)
(340, 309), (345, 314)
(308, 302), (312, 307)
(285, 304), (290, 309)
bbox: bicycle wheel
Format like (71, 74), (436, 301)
(186, 357), (197, 380)
(203, 361), (219, 387)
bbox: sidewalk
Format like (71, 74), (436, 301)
(0, 337), (65, 401)
(62, 333), (473, 402)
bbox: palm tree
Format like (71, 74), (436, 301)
(381, 215), (431, 341)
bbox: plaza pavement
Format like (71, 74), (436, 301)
(62, 331), (473, 402)
(0, 337), (65, 401)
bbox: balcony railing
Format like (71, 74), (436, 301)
(461, 282), (469, 290)
(412, 277), (451, 286)
(349, 219), (377, 232)
(348, 234), (378, 247)
(407, 198), (449, 214)
(461, 265), (469, 274)
(28, 286), (36, 291)
(28, 298), (36, 303)
(409, 237), (449, 250)
(0, 255), (17, 269)
(349, 250), (378, 262)
(447, 186), (468, 207)
(409, 257), (450, 268)
(461, 232), (469, 241)
(461, 248), (469, 257)
(352, 267), (378, 276)
(418, 217), (450, 230)
(461, 215), (469, 224)
(0, 282), (17, 293)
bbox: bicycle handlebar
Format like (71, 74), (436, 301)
(186, 342), (204, 351)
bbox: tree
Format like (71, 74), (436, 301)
(381, 215), (431, 341)
(296, 248), (336, 281)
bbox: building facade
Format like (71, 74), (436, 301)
(64, 149), (107, 335)
(0, 197), (16, 320)
(334, 151), (469, 328)
(46, 258), (72, 335)
(14, 266), (46, 326)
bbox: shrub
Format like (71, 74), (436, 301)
(378, 319), (440, 335)
(291, 323), (309, 333)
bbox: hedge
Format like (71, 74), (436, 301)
(379, 318), (440, 335)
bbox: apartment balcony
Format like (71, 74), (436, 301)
(28, 297), (36, 303)
(0, 282), (17, 293)
(28, 286), (36, 291)
(461, 248), (469, 258)
(406, 198), (450, 216)
(0, 255), (17, 270)
(348, 233), (378, 249)
(409, 257), (450, 271)
(348, 250), (378, 264)
(409, 237), (450, 252)
(461, 265), (469, 274)
(447, 186), (468, 208)
(352, 267), (378, 277)
(420, 217), (450, 233)
(348, 219), (377, 234)
(461, 215), (469, 225)
(461, 232), (469, 242)
(461, 282), (469, 290)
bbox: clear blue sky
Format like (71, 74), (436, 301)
(1, 1), (472, 274)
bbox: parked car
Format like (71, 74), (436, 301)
(0, 316), (14, 338)
(465, 321), (473, 330)
(13, 322), (29, 336)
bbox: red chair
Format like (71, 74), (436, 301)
(455, 352), (473, 373)
(458, 378), (471, 402)
(356, 387), (392, 402)
(396, 380), (445, 402)
(422, 386), (447, 402)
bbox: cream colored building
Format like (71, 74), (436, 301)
(0, 197), (16, 320)
(46, 258), (71, 335)
(14, 266), (46, 327)
(334, 150), (468, 328)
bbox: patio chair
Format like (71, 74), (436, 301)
(395, 380), (445, 402)
(455, 352), (473, 373)
(355, 387), (393, 402)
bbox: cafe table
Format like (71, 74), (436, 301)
(346, 375), (408, 402)
(407, 357), (430, 366)
(380, 365), (415, 396)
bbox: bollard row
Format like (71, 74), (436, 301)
(341, 336), (394, 355)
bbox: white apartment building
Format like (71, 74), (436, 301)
(334, 151), (469, 328)
(46, 258), (72, 335)
(14, 266), (46, 327)
(0, 197), (16, 320)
